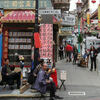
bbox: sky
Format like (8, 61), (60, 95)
(69, 0), (99, 13)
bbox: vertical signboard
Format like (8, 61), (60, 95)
(2, 30), (9, 65)
(87, 12), (90, 25)
(40, 24), (53, 61)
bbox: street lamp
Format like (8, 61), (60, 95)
(76, 0), (82, 53)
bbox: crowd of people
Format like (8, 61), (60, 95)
(59, 43), (99, 72)
(59, 43), (78, 64)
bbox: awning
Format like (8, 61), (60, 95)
(1, 10), (58, 24)
(1, 11), (35, 23)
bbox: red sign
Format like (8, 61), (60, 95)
(40, 24), (53, 60)
(2, 30), (9, 65)
(34, 32), (41, 48)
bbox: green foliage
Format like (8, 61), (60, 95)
(78, 34), (83, 43)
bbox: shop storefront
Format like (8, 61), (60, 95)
(1, 10), (35, 67)
(1, 10), (59, 67)
(0, 0), (59, 67)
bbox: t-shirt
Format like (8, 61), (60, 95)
(91, 51), (94, 58)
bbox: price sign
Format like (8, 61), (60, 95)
(60, 70), (67, 80)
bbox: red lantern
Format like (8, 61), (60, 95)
(91, 0), (96, 3)
(83, 18), (86, 21)
(98, 21), (100, 23)
(91, 20), (93, 22)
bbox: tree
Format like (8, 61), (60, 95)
(78, 34), (83, 43)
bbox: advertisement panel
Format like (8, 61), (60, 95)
(61, 14), (75, 26)
(40, 24), (53, 61)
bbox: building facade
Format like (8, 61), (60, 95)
(51, 0), (70, 12)
(0, 0), (59, 67)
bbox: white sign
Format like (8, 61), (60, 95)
(61, 14), (75, 26)
(39, 9), (61, 15)
(91, 20), (98, 24)
(61, 27), (74, 32)
(60, 70), (67, 80)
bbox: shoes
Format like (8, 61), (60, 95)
(49, 97), (55, 100)
(50, 95), (63, 100)
(9, 86), (14, 90)
(17, 86), (20, 89)
(54, 95), (63, 99)
(0, 81), (3, 85)
(90, 69), (92, 71)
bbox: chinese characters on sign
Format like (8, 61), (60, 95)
(2, 0), (51, 9)
(2, 30), (9, 65)
(40, 24), (53, 60)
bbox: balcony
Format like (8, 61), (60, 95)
(51, 0), (70, 11)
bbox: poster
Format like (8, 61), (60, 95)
(40, 24), (53, 60)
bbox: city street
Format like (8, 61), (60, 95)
(0, 0), (99, 100)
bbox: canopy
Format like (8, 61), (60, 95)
(1, 11), (35, 23)
(1, 10), (58, 24)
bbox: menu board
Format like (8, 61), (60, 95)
(40, 24), (53, 60)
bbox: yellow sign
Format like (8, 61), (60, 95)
(87, 12), (90, 25)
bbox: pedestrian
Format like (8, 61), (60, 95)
(89, 46), (97, 71)
(59, 45), (64, 60)
(34, 48), (40, 70)
(1, 58), (21, 89)
(28, 59), (44, 86)
(73, 45), (78, 64)
(65, 43), (73, 62)
(33, 63), (63, 100)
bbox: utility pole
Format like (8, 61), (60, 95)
(33, 0), (40, 70)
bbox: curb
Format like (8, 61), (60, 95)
(0, 93), (50, 98)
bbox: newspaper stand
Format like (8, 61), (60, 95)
(59, 70), (67, 90)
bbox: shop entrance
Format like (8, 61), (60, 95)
(3, 23), (34, 67)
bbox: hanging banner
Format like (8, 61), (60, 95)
(34, 32), (41, 48)
(40, 24), (53, 60)
(87, 12), (90, 25)
(98, 4), (100, 29)
(0, 34), (2, 67)
(2, 30), (9, 66)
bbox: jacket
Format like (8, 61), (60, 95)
(1, 64), (12, 76)
(33, 69), (47, 94)
(90, 49), (97, 59)
(66, 44), (73, 52)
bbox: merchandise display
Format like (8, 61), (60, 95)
(8, 32), (33, 66)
